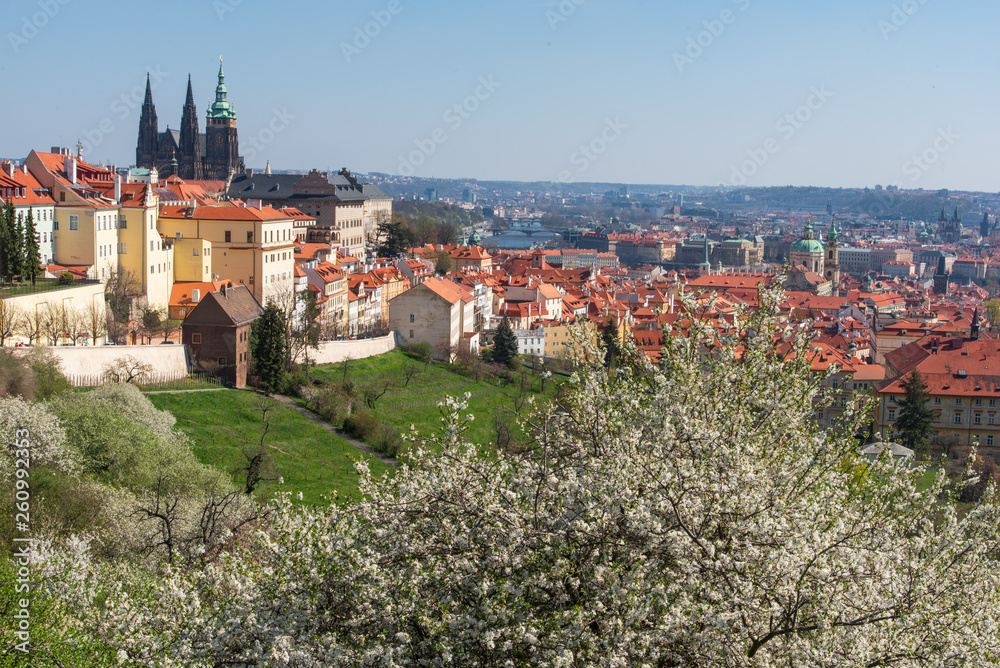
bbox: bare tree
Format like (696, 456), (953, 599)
(105, 267), (141, 344)
(86, 299), (107, 346)
(134, 475), (183, 564)
(0, 300), (24, 346)
(363, 380), (393, 410)
(19, 306), (43, 346)
(234, 396), (280, 496)
(101, 355), (154, 385)
(66, 306), (87, 345)
(401, 359), (421, 387)
(40, 302), (67, 346)
(140, 304), (164, 345)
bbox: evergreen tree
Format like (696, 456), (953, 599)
(12, 211), (24, 280)
(492, 316), (519, 367)
(375, 216), (415, 258)
(895, 369), (936, 456)
(5, 207), (24, 281)
(250, 304), (289, 394)
(601, 317), (622, 369)
(23, 208), (41, 286)
(0, 198), (14, 282)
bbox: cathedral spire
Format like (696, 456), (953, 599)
(143, 73), (154, 107)
(207, 57), (237, 119)
(185, 74), (196, 108)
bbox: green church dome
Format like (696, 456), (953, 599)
(790, 238), (824, 254)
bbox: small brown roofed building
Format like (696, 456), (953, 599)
(182, 283), (263, 387)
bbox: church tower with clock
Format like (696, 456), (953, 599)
(203, 60), (243, 180)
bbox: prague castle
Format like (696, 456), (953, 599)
(136, 60), (244, 181)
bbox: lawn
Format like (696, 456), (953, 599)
(308, 350), (564, 453)
(148, 389), (392, 505)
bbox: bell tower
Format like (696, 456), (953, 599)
(204, 58), (244, 180)
(825, 217), (840, 296)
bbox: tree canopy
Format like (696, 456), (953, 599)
(492, 316), (519, 367)
(894, 369), (936, 456)
(250, 304), (288, 394)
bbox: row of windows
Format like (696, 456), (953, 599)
(892, 395), (998, 407)
(893, 409), (1000, 426)
(14, 209), (51, 222)
(265, 252), (289, 263)
(150, 262), (172, 274)
(192, 247), (212, 256)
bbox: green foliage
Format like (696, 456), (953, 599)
(57, 271), (74, 285)
(434, 249), (453, 275)
(402, 341), (434, 366)
(985, 298), (1000, 332)
(0, 349), (34, 400)
(375, 215), (415, 257)
(250, 303), (289, 394)
(601, 318), (622, 369)
(22, 207), (41, 285)
(492, 317), (519, 367)
(894, 369), (936, 456)
(306, 386), (352, 428)
(0, 199), (14, 282)
(24, 347), (71, 400)
(48, 384), (220, 495)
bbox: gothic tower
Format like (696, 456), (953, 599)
(825, 217), (841, 296)
(204, 59), (243, 181)
(136, 74), (159, 168)
(981, 213), (991, 240)
(933, 255), (950, 295)
(179, 75), (204, 180)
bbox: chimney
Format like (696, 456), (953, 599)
(114, 174), (122, 202)
(65, 155), (76, 185)
(2, 162), (12, 177)
(191, 288), (201, 303)
(246, 168), (254, 177)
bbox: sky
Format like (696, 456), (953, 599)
(3, 0), (999, 191)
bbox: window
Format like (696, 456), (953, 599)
(977, 398), (983, 406)
(956, 398), (962, 405)
(992, 399), (997, 407)
(193, 248), (200, 256)
(888, 409), (895, 422)
(991, 414), (996, 425)
(975, 413), (982, 424)
(218, 357), (227, 366)
(247, 231), (254, 243)
(150, 241), (154, 252)
(954, 411), (963, 424)
(150, 265), (154, 274)
(410, 314), (414, 323)
(409, 330), (414, 339)
(225, 231), (231, 243)
(119, 215), (127, 228)
(53, 219), (58, 230)
(192, 333), (202, 344)
(989, 435), (995, 447)
(69, 215), (78, 230)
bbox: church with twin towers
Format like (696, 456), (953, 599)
(135, 60), (245, 181)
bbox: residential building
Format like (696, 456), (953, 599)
(389, 277), (478, 359)
(181, 283), (263, 387)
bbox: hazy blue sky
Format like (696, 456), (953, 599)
(4, 0), (998, 190)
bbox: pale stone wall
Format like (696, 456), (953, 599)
(17, 344), (190, 384)
(308, 335), (396, 365)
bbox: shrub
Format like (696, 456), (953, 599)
(57, 272), (75, 285)
(309, 387), (352, 428)
(403, 341), (434, 366)
(343, 411), (380, 442)
(375, 423), (403, 457)
(25, 348), (71, 400)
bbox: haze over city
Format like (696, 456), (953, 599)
(5, 0), (999, 190)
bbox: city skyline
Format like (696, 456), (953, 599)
(5, 0), (999, 191)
